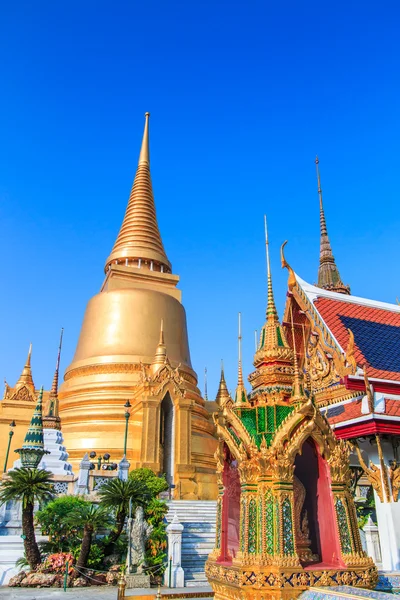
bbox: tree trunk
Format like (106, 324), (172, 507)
(103, 509), (126, 555)
(77, 525), (93, 569)
(22, 502), (41, 569)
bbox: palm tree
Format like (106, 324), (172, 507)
(65, 502), (112, 570)
(97, 477), (150, 554)
(0, 468), (54, 569)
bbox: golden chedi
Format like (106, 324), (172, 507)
(59, 113), (218, 499)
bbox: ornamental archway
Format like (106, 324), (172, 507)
(294, 438), (344, 569)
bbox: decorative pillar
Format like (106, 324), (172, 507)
(363, 516), (382, 567)
(164, 513), (184, 588)
(76, 453), (91, 494)
(118, 456), (130, 481)
(140, 397), (160, 470)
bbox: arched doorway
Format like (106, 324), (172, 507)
(159, 393), (174, 486)
(294, 438), (344, 569)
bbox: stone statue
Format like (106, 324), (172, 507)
(126, 506), (153, 574)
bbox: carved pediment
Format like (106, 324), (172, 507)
(9, 385), (36, 403)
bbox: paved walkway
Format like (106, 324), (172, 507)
(0, 586), (213, 600)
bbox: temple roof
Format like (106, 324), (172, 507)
(297, 275), (400, 383)
(321, 393), (400, 438)
(105, 113), (171, 273)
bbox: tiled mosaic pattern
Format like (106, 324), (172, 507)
(301, 585), (400, 599)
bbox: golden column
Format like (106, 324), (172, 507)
(59, 113), (217, 499)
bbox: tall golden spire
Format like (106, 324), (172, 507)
(249, 220), (294, 397)
(315, 157), (350, 295)
(44, 329), (63, 430)
(235, 313), (249, 404)
(15, 343), (35, 391)
(105, 113), (172, 273)
(264, 215), (278, 319)
(256, 217), (289, 353)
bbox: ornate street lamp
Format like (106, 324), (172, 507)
(3, 421), (16, 473)
(123, 400), (132, 457)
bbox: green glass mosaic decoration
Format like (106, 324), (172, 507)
(282, 497), (295, 555)
(335, 498), (352, 554)
(265, 489), (274, 555)
(240, 497), (246, 553)
(216, 498), (222, 549)
(248, 498), (257, 554)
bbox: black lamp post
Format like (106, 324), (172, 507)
(3, 421), (16, 473)
(123, 400), (132, 457)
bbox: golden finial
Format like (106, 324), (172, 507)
(238, 312), (244, 386)
(204, 367), (208, 400)
(315, 156), (327, 237)
(264, 216), (278, 319)
(138, 112), (150, 165)
(280, 241), (296, 291)
(159, 318), (165, 345)
(27, 343), (32, 367)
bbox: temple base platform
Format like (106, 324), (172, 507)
(206, 558), (378, 600)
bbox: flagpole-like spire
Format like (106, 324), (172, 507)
(235, 313), (249, 404)
(315, 156), (350, 295)
(238, 313), (244, 386)
(105, 113), (171, 273)
(204, 367), (208, 400)
(264, 215), (278, 319)
(44, 329), (64, 429)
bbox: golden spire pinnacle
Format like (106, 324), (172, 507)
(44, 328), (63, 429)
(216, 361), (231, 407)
(105, 113), (172, 274)
(264, 216), (278, 319)
(315, 156), (350, 295)
(235, 313), (249, 404)
(238, 313), (244, 387)
(204, 367), (208, 400)
(15, 343), (35, 391)
(151, 319), (167, 372)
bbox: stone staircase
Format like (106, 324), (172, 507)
(166, 500), (217, 587)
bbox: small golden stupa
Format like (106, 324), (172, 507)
(59, 113), (218, 499)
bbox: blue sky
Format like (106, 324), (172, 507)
(1, 0), (399, 398)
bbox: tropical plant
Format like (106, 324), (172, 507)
(129, 468), (169, 497)
(36, 495), (88, 553)
(144, 498), (168, 573)
(0, 468), (54, 569)
(38, 552), (74, 574)
(64, 502), (112, 570)
(98, 477), (151, 554)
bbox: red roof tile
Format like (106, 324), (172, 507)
(326, 397), (400, 426)
(313, 297), (400, 382)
